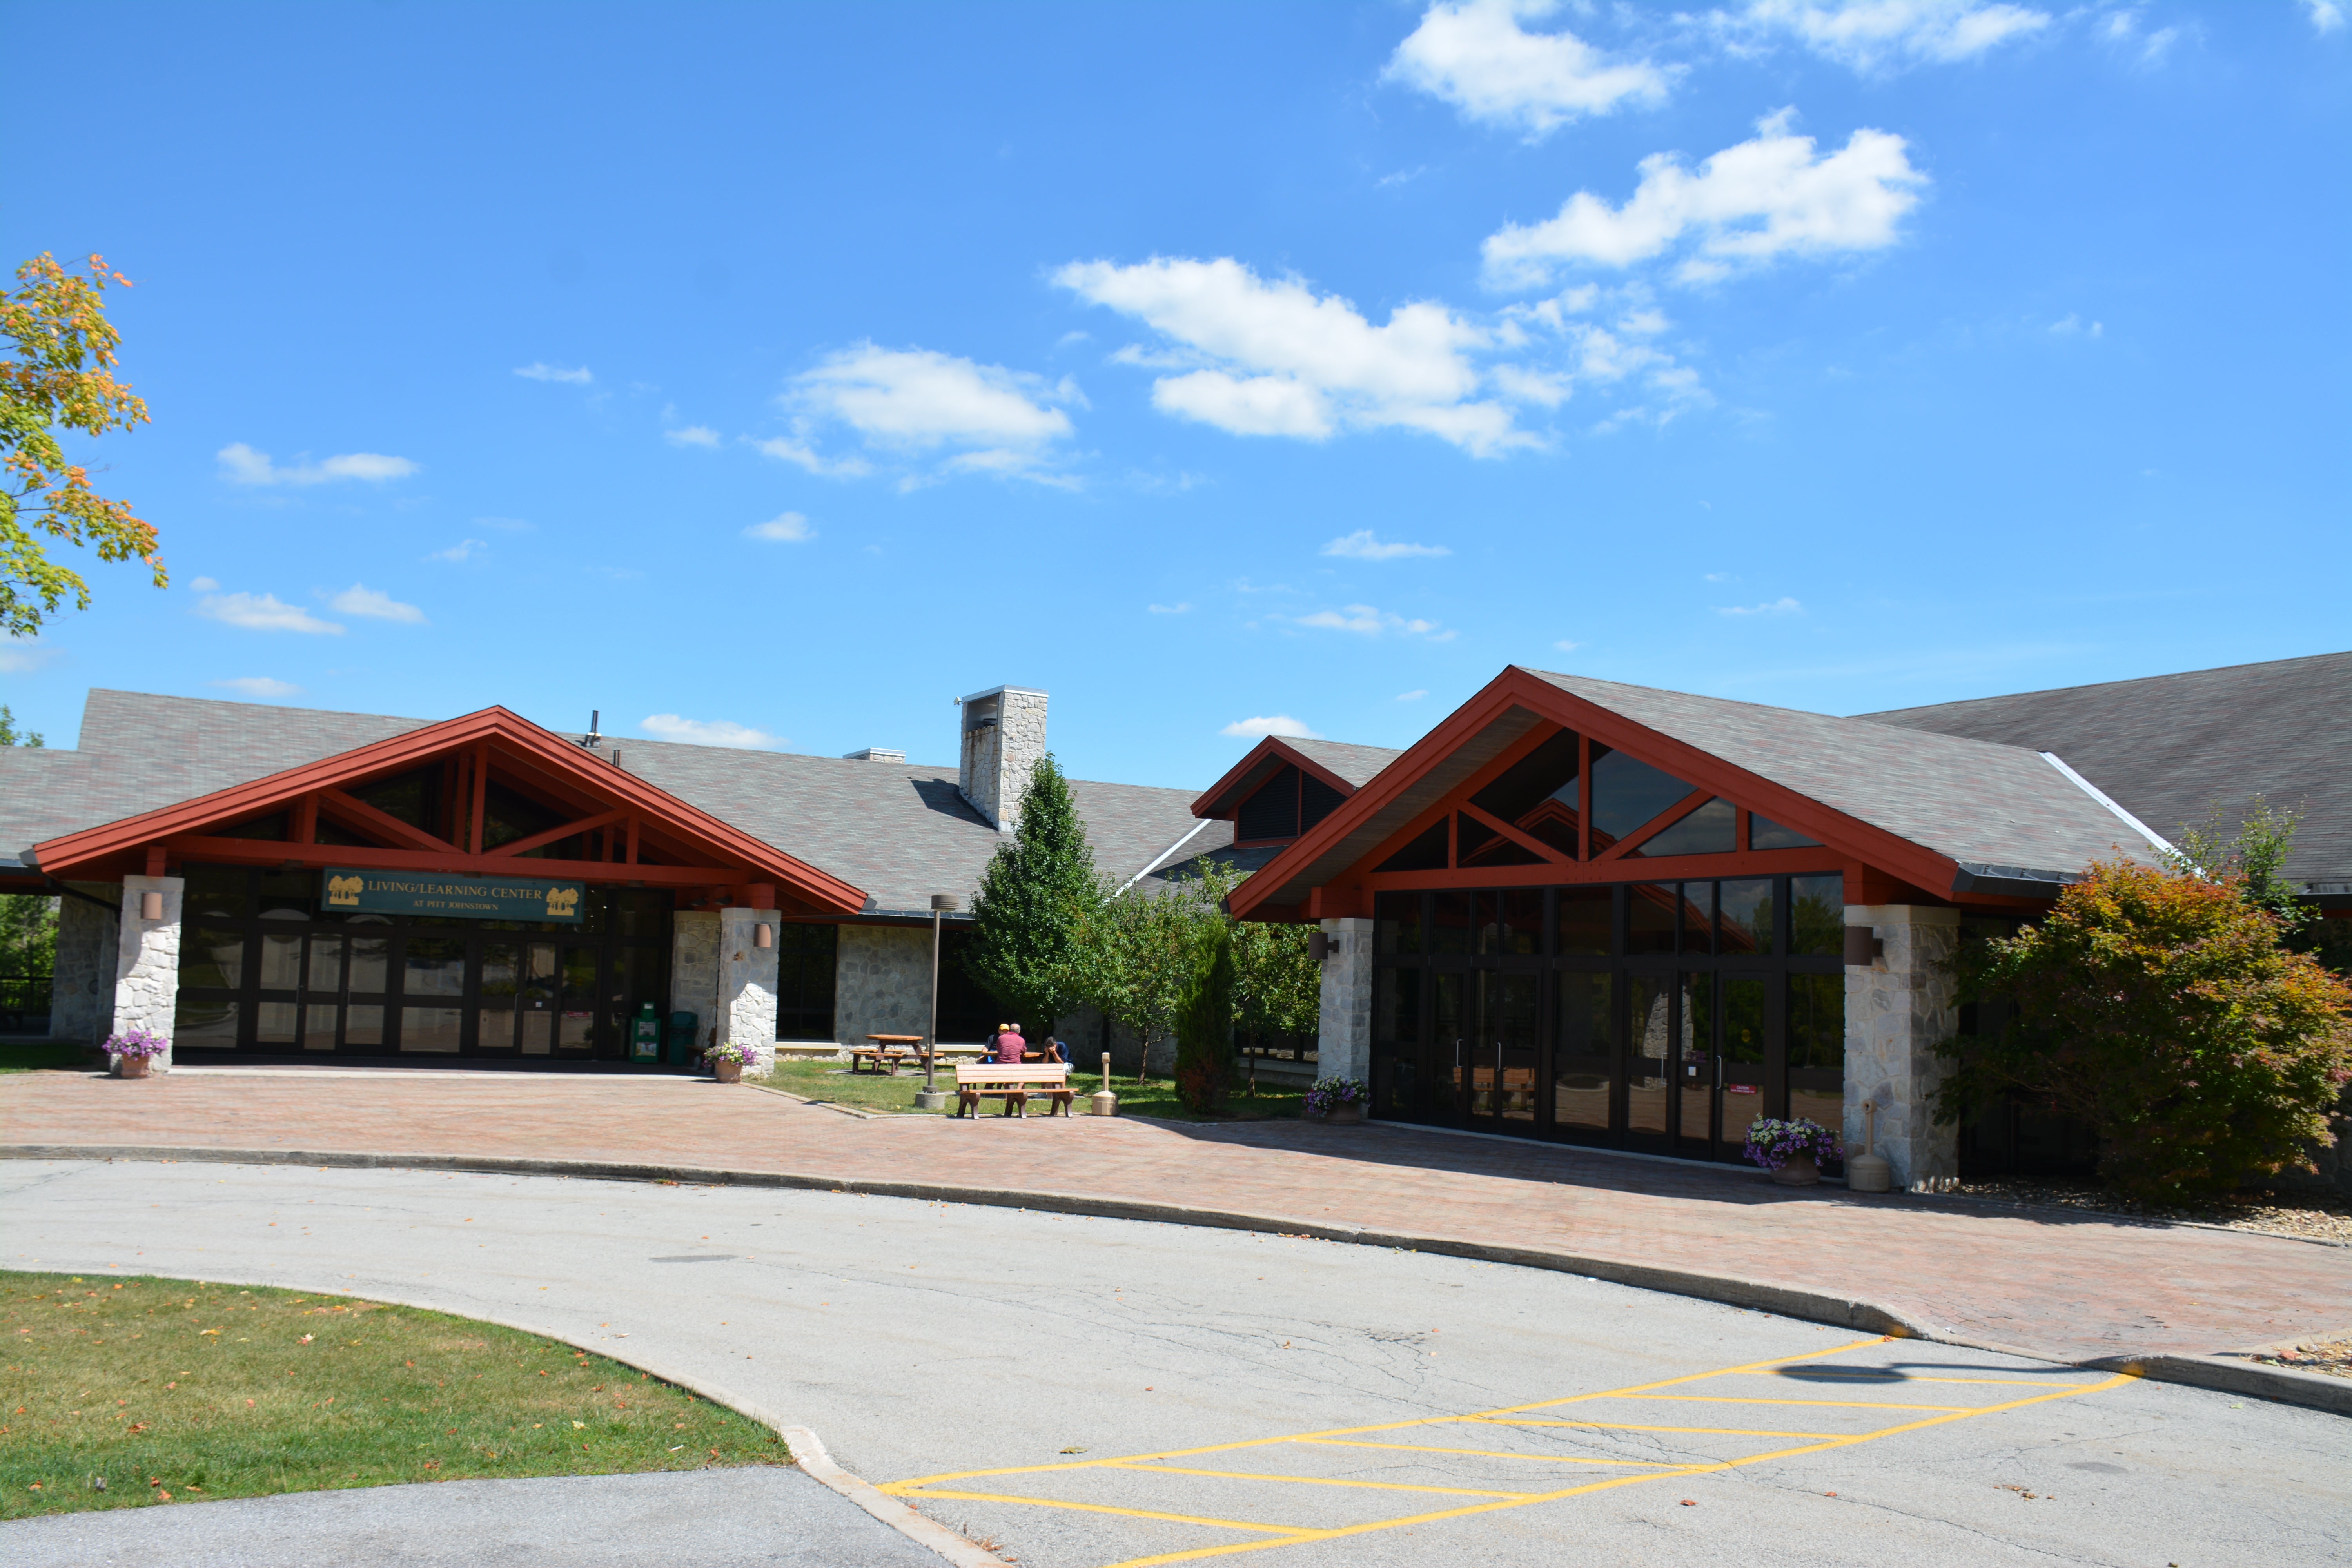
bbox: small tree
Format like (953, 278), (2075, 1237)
(0, 711), (54, 977)
(1934, 858), (2352, 1203)
(3, 254), (164, 636)
(1079, 871), (1214, 1083)
(1184, 858), (1319, 1059)
(963, 753), (1098, 1032)
(1172, 924), (1237, 1114)
(2168, 796), (2314, 941)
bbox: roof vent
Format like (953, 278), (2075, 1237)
(842, 747), (906, 764)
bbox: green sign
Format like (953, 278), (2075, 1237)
(320, 868), (586, 923)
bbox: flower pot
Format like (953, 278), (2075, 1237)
(1771, 1152), (1820, 1187)
(1326, 1102), (1363, 1125)
(118, 1057), (151, 1080)
(711, 1058), (743, 1084)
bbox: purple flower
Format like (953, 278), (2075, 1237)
(105, 1028), (169, 1060)
(1742, 1116), (1844, 1171)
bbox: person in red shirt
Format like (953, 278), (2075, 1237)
(992, 1022), (1027, 1063)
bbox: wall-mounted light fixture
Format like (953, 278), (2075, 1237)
(1842, 926), (1884, 967)
(1309, 932), (1334, 962)
(140, 891), (164, 921)
(755, 923), (773, 949)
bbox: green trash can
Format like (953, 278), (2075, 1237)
(630, 1003), (661, 1063)
(666, 1011), (699, 1068)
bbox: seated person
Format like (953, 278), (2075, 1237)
(993, 1023), (1027, 1063)
(1040, 1036), (1069, 1064)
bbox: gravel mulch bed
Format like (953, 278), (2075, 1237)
(2240, 1338), (2352, 1379)
(1949, 1175), (2352, 1246)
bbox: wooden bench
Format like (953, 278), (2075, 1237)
(849, 1034), (927, 1075)
(953, 1063), (1075, 1118)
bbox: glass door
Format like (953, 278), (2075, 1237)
(1624, 971), (1672, 1149)
(1717, 975), (1768, 1161)
(475, 942), (520, 1054)
(1433, 970), (1468, 1121)
(1551, 970), (1613, 1140)
(518, 943), (558, 1055)
(1471, 970), (1539, 1131)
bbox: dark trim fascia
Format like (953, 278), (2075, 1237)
(1949, 862), (2078, 900)
(42, 875), (122, 917)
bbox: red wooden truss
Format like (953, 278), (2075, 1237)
(30, 707), (866, 916)
(1227, 667), (2021, 923)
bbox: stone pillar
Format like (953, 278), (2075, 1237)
(669, 911), (721, 1060)
(111, 875), (184, 1072)
(719, 907), (781, 1077)
(49, 884), (119, 1045)
(833, 924), (933, 1048)
(1844, 904), (1962, 1192)
(1316, 917), (1375, 1090)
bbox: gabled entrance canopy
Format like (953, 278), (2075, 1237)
(1227, 666), (2147, 922)
(30, 706), (866, 916)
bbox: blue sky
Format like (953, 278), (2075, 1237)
(4, 1), (2345, 788)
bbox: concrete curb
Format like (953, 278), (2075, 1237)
(6, 1141), (2343, 1418)
(781, 1426), (1011, 1567)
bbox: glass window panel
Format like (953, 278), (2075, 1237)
(1375, 818), (1449, 874)
(1588, 745), (1700, 850)
(1468, 730), (1581, 853)
(1626, 884), (1677, 955)
(400, 1005), (463, 1053)
(1790, 1084), (1842, 1137)
(1720, 977), (1768, 1149)
(560, 947), (600, 1049)
(347, 931), (390, 993)
(185, 866), (249, 919)
(258, 932), (303, 989)
(1718, 880), (1774, 957)
(352, 766), (440, 831)
(1678, 884), (1712, 953)
(1433, 971), (1465, 1109)
(1375, 966), (1420, 1044)
(401, 937), (467, 997)
(1751, 814), (1822, 850)
(256, 1000), (297, 1044)
(1299, 773), (1345, 833)
(1430, 892), (1473, 955)
(1626, 975), (1670, 1136)
(1459, 816), (1542, 868)
(303, 1004), (339, 1051)
(257, 869), (312, 917)
(1790, 875), (1844, 956)
(220, 812), (288, 841)
(1553, 971), (1613, 1131)
(345, 1004), (384, 1046)
(1454, 813), (1493, 864)
(606, 948), (662, 1058)
(1788, 973), (1844, 1072)
(1486, 889), (1543, 955)
(1483, 971), (1539, 1123)
(1679, 973), (1714, 1145)
(1555, 887), (1611, 956)
(478, 943), (519, 1000)
(183, 929), (246, 991)
(519, 1012), (555, 1054)
(1375, 892), (1422, 956)
(172, 996), (240, 1050)
(1237, 767), (1300, 842)
(1630, 799), (1736, 858)
(612, 889), (671, 941)
(306, 936), (345, 994)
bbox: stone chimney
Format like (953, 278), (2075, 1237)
(958, 685), (1048, 833)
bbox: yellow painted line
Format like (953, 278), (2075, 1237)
(893, 1490), (1308, 1536)
(1299, 1439), (1702, 1469)
(1107, 1461), (1535, 1500)
(1091, 1371), (2140, 1568)
(1621, 1394), (1973, 1412)
(886, 1336), (1895, 1493)
(1472, 1418), (1848, 1439)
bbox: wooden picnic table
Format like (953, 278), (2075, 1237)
(848, 1034), (928, 1075)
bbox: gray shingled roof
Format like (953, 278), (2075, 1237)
(1527, 669), (2156, 886)
(0, 690), (1230, 916)
(1857, 651), (2349, 893)
(1284, 739), (1404, 788)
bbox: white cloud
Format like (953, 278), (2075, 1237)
(782, 343), (1078, 481)
(745, 434), (872, 478)
(1396, 689), (1430, 702)
(1058, 256), (1533, 456)
(328, 584), (427, 624)
(1221, 715), (1324, 739)
(1148, 602), (1191, 614)
(2307, 0), (2346, 35)
(218, 443), (420, 486)
(429, 539), (488, 563)
(0, 638), (60, 673)
(1292, 603), (1453, 639)
(515, 363), (593, 384)
(196, 592), (344, 634)
(640, 714), (784, 749)
(212, 676), (302, 697)
(1553, 638), (1584, 651)
(1323, 529), (1452, 561)
(2049, 313), (2103, 337)
(1717, 596), (1804, 615)
(1483, 111), (1927, 289)
(744, 511), (816, 542)
(1704, 572), (1736, 582)
(1384, 0), (1671, 137)
(1717, 1), (2050, 73)
(189, 575), (220, 592)
(666, 425), (722, 448)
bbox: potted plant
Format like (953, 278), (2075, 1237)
(1743, 1117), (1844, 1186)
(1304, 1075), (1367, 1125)
(105, 1027), (168, 1080)
(706, 1041), (751, 1084)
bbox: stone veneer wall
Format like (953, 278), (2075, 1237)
(49, 883), (119, 1045)
(110, 875), (184, 1070)
(1843, 903), (1962, 1192)
(959, 688), (1049, 832)
(670, 911), (721, 1055)
(833, 924), (933, 1044)
(1315, 918), (1373, 1090)
(718, 907), (780, 1077)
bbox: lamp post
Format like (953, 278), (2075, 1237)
(914, 893), (959, 1111)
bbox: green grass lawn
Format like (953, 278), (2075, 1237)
(763, 1055), (1305, 1122)
(0, 1272), (786, 1520)
(0, 1041), (96, 1074)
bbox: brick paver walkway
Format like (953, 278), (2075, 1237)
(6, 1069), (2347, 1367)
